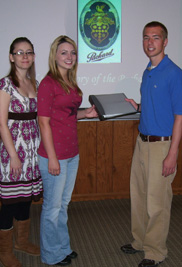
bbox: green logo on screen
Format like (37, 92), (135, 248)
(80, 0), (120, 51)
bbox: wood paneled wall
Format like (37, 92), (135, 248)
(72, 120), (182, 201)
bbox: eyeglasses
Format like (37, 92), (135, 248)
(12, 51), (34, 56)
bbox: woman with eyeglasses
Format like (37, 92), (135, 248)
(0, 37), (43, 267)
(37, 35), (97, 266)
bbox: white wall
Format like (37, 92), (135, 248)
(0, 0), (182, 107)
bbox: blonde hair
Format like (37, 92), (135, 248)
(48, 35), (82, 96)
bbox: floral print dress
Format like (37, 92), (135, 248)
(0, 77), (42, 204)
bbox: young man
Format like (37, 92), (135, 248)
(121, 21), (182, 267)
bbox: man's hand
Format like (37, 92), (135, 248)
(162, 153), (177, 177)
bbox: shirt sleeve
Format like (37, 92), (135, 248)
(37, 76), (55, 117)
(171, 68), (182, 115)
(0, 77), (13, 95)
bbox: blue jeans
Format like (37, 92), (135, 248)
(39, 154), (79, 265)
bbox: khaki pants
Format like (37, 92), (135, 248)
(131, 135), (175, 262)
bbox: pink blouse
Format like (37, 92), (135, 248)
(37, 75), (82, 160)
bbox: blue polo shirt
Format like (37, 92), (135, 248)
(139, 55), (182, 136)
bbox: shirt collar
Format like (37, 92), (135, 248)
(147, 54), (169, 71)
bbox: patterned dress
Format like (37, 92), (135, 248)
(0, 77), (43, 204)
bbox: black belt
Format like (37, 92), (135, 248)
(8, 112), (37, 120)
(139, 132), (172, 142)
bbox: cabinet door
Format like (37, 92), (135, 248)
(73, 121), (97, 199)
(96, 121), (113, 194)
(112, 120), (138, 198)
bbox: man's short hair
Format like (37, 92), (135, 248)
(143, 21), (168, 39)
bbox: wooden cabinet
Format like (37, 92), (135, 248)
(72, 120), (182, 201)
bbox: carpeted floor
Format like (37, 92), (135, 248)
(1, 195), (182, 267)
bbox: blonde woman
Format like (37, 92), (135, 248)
(37, 35), (97, 266)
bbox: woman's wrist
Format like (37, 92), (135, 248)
(83, 108), (89, 118)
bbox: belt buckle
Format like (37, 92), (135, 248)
(144, 135), (149, 141)
(140, 133), (148, 142)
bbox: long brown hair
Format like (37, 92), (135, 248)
(48, 35), (82, 96)
(8, 37), (36, 91)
